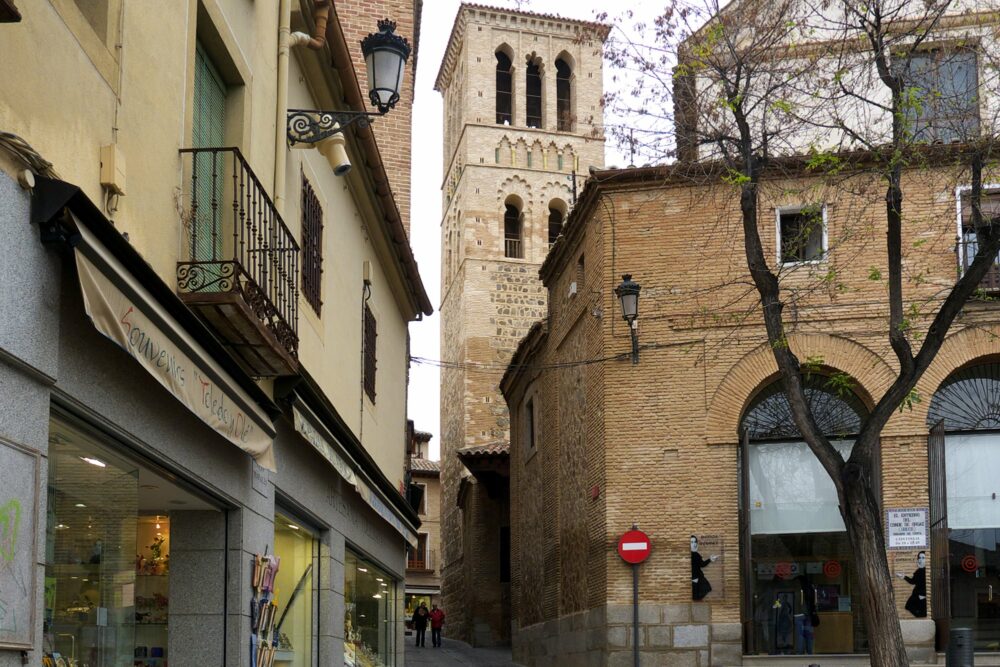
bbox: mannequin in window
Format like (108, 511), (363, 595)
(690, 535), (718, 600)
(795, 575), (818, 655)
(896, 551), (927, 617)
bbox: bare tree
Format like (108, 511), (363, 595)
(601, 1), (1000, 665)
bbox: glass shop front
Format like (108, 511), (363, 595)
(344, 550), (397, 667)
(43, 416), (220, 667)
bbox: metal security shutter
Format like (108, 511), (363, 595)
(191, 43), (226, 262)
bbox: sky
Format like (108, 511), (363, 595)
(405, 0), (663, 459)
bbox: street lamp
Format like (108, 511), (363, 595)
(287, 19), (411, 146)
(614, 274), (641, 364)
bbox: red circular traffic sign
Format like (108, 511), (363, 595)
(617, 529), (651, 564)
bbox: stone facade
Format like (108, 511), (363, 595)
(434, 3), (608, 647)
(501, 163), (1000, 666)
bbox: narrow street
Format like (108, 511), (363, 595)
(404, 637), (522, 666)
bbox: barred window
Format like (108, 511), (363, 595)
(301, 176), (323, 314)
(364, 304), (377, 402)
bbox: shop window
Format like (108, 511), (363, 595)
(43, 416), (221, 667)
(927, 361), (1000, 651)
(301, 175), (324, 315)
(495, 49), (513, 125)
(778, 206), (826, 264)
(556, 57), (573, 131)
(740, 375), (871, 656)
(404, 594), (432, 634)
(345, 550), (397, 665)
(897, 47), (979, 143)
(273, 512), (317, 666)
(526, 57), (543, 128)
(364, 304), (377, 402)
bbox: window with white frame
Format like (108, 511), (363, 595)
(957, 187), (1000, 286)
(777, 205), (826, 264)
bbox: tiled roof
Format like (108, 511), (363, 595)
(457, 441), (510, 458)
(410, 457), (440, 473)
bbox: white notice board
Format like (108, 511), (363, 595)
(885, 507), (929, 550)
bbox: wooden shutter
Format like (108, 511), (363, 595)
(739, 429), (755, 654)
(301, 177), (323, 314)
(928, 420), (950, 650)
(192, 43), (226, 262)
(363, 304), (377, 401)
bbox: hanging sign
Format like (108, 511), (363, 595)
(885, 507), (929, 550)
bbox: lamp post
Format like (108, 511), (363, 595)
(287, 19), (411, 146)
(615, 274), (641, 364)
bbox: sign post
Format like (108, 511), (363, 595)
(618, 526), (651, 667)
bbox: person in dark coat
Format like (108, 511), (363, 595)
(412, 604), (429, 647)
(690, 535), (718, 601)
(897, 551), (927, 617)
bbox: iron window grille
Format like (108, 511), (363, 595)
(301, 176), (324, 315)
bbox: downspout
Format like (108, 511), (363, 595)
(275, 0), (331, 216)
(273, 0), (292, 216)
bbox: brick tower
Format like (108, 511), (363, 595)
(434, 3), (607, 646)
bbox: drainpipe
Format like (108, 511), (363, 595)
(273, 0), (292, 217)
(276, 0), (331, 216)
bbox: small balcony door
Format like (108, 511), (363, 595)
(191, 43), (226, 262)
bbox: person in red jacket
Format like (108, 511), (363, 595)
(429, 604), (446, 647)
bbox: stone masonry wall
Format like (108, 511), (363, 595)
(505, 167), (990, 665)
(437, 4), (607, 648)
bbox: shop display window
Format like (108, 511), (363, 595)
(44, 419), (139, 666)
(404, 594), (431, 633)
(740, 377), (870, 656)
(928, 362), (1000, 651)
(44, 416), (221, 667)
(345, 551), (396, 667)
(273, 512), (318, 666)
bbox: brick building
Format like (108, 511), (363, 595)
(501, 157), (1000, 665)
(433, 3), (609, 646)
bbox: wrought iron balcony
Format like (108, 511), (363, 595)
(177, 147), (299, 377)
(959, 236), (1000, 295)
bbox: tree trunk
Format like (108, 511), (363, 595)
(842, 465), (910, 667)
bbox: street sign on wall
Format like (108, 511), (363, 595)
(617, 529), (651, 564)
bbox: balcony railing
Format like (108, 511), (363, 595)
(177, 147), (299, 376)
(407, 549), (436, 572)
(504, 238), (523, 259)
(959, 236), (1000, 294)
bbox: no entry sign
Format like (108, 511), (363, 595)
(617, 529), (651, 564)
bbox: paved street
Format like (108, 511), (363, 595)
(404, 637), (522, 666)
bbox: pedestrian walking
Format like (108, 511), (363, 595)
(412, 604), (429, 647)
(429, 604), (446, 647)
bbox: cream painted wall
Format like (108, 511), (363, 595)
(284, 55), (411, 492)
(0, 1), (415, 491)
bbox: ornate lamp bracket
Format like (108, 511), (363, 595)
(286, 109), (384, 146)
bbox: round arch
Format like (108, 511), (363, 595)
(706, 333), (895, 444)
(913, 324), (1000, 427)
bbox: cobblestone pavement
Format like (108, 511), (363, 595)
(404, 637), (521, 666)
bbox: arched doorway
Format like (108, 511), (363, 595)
(739, 375), (871, 656)
(927, 361), (1000, 651)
